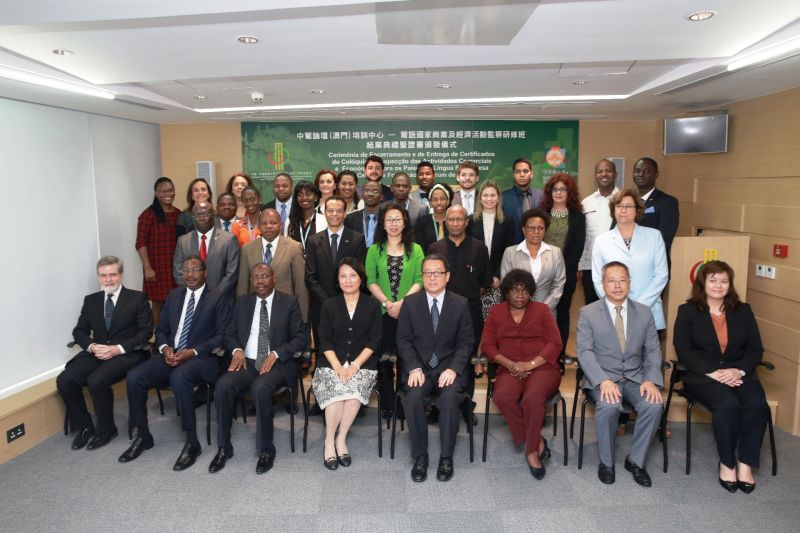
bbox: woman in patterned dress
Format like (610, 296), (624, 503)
(136, 176), (180, 327)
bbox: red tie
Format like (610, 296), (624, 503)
(200, 234), (207, 261)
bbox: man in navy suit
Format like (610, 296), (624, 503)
(119, 255), (229, 470)
(502, 158), (544, 244)
(344, 180), (383, 247)
(57, 255), (152, 451)
(633, 157), (679, 257)
(209, 263), (307, 474)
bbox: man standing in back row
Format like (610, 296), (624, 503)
(579, 159), (619, 304)
(502, 158), (544, 244)
(632, 157), (679, 259)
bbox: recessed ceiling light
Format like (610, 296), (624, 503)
(687, 11), (715, 21)
(193, 95), (207, 99)
(573, 80), (588, 85)
(436, 83), (453, 89)
(310, 89), (326, 94)
(52, 49), (74, 56)
(237, 35), (259, 44)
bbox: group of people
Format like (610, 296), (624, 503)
(57, 154), (771, 492)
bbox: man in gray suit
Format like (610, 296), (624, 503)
(174, 202), (240, 298)
(576, 260), (663, 487)
(385, 172), (427, 227)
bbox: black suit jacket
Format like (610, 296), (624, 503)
(561, 207), (587, 289)
(344, 208), (379, 235)
(72, 287), (153, 354)
(639, 188), (679, 254)
(224, 291), (307, 382)
(396, 290), (473, 381)
(673, 302), (763, 385)
(317, 294), (382, 371)
(155, 285), (230, 358)
(305, 228), (367, 304)
(413, 214), (448, 254)
(467, 213), (515, 278)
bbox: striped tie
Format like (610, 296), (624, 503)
(428, 298), (439, 367)
(255, 299), (270, 370)
(264, 243), (272, 265)
(177, 292), (195, 350)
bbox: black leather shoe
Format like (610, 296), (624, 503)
(529, 464), (546, 480)
(208, 447), (233, 473)
(436, 456), (454, 482)
(324, 454), (338, 471)
(71, 428), (94, 450)
(256, 449), (275, 474)
(719, 477), (738, 493)
(118, 435), (154, 463)
(737, 480), (756, 494)
(87, 428), (118, 450)
(337, 453), (352, 467)
(411, 454), (428, 482)
(598, 463), (615, 484)
(624, 456), (652, 487)
(173, 443), (201, 471)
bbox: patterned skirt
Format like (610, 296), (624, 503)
(312, 367), (378, 409)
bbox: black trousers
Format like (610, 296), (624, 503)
(57, 350), (147, 435)
(581, 269), (599, 305)
(126, 355), (219, 436)
(215, 359), (296, 453)
(555, 272), (578, 357)
(684, 379), (770, 468)
(402, 369), (465, 459)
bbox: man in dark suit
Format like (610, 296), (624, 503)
(344, 180), (383, 247)
(384, 172), (428, 227)
(215, 193), (238, 232)
(633, 157), (679, 256)
(306, 196), (367, 343)
(356, 155), (393, 202)
(411, 161), (436, 208)
(397, 254), (474, 483)
(209, 263), (307, 474)
(119, 256), (229, 469)
(173, 202), (240, 297)
(502, 158), (544, 243)
(57, 256), (153, 450)
(262, 172), (293, 235)
(576, 261), (664, 487)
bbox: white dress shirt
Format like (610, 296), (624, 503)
(605, 297), (628, 339)
(515, 241), (552, 281)
(159, 284), (206, 354)
(461, 190), (475, 215)
(578, 187), (618, 271)
(261, 235), (280, 261)
(243, 292), (274, 360)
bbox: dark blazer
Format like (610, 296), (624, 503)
(413, 214), (448, 254)
(467, 213), (515, 278)
(639, 188), (679, 254)
(501, 186), (545, 244)
(72, 287), (152, 354)
(396, 290), (474, 381)
(305, 228), (367, 304)
(673, 302), (763, 385)
(224, 291), (307, 383)
(560, 208), (587, 290)
(173, 228), (240, 296)
(155, 286), (230, 358)
(317, 294), (382, 370)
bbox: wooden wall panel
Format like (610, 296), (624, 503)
(661, 178), (695, 203)
(692, 202), (743, 232)
(747, 290), (800, 329)
(757, 318), (800, 364)
(747, 260), (800, 302)
(695, 177), (800, 207)
(744, 205), (800, 240)
(760, 352), (800, 433)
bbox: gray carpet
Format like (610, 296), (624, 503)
(1, 393), (799, 533)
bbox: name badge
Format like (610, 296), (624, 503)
(644, 206), (655, 214)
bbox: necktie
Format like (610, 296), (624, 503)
(366, 214), (376, 247)
(104, 294), (114, 330)
(177, 292), (195, 350)
(280, 203), (288, 232)
(522, 190), (531, 212)
(199, 234), (207, 261)
(330, 233), (339, 263)
(223, 220), (231, 232)
(264, 242), (272, 264)
(615, 305), (626, 352)
(428, 298), (439, 367)
(255, 299), (270, 370)
(465, 193), (472, 214)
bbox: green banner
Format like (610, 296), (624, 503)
(242, 120), (578, 202)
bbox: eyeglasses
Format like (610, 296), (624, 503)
(551, 187), (568, 193)
(445, 217), (466, 223)
(523, 226), (546, 233)
(615, 204), (637, 211)
(603, 277), (629, 286)
(181, 267), (203, 274)
(422, 271), (447, 278)
(252, 274), (274, 281)
(385, 217), (403, 224)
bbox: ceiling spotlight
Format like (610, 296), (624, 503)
(687, 11), (715, 21)
(193, 95), (207, 99)
(310, 89), (326, 94)
(52, 49), (74, 56)
(573, 80), (588, 85)
(237, 35), (259, 44)
(436, 83), (453, 89)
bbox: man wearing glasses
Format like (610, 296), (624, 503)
(397, 254), (474, 483)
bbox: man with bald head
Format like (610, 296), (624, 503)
(579, 159), (619, 304)
(237, 208), (308, 323)
(173, 201), (240, 298)
(210, 263), (306, 474)
(632, 157), (679, 258)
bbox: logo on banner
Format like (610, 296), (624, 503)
(689, 249), (719, 284)
(268, 142), (289, 171)
(545, 146), (565, 168)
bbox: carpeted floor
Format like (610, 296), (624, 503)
(1, 393), (798, 533)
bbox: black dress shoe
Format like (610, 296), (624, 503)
(324, 454), (338, 471)
(529, 464), (546, 480)
(737, 480), (756, 494)
(208, 447), (233, 473)
(624, 456), (652, 487)
(118, 435), (154, 463)
(256, 449), (275, 474)
(539, 441), (552, 462)
(411, 454), (428, 482)
(337, 453), (352, 467)
(719, 477), (738, 493)
(598, 463), (616, 484)
(87, 428), (118, 450)
(173, 443), (201, 471)
(436, 456), (454, 482)
(71, 428), (94, 450)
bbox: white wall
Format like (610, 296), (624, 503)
(0, 98), (159, 397)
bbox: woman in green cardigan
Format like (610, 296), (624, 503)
(366, 203), (424, 419)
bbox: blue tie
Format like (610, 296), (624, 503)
(428, 298), (439, 367)
(280, 203), (288, 231)
(177, 291), (195, 350)
(366, 214), (376, 247)
(223, 220), (231, 231)
(264, 243), (272, 264)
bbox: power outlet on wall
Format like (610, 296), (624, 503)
(6, 423), (25, 443)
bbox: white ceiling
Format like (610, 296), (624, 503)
(2, 0), (800, 124)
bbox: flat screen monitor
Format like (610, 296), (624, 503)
(664, 115), (728, 154)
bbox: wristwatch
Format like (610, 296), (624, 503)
(738, 369), (746, 377)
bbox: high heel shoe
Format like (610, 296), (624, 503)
(737, 462), (756, 494)
(718, 462), (738, 493)
(539, 441), (551, 462)
(324, 445), (338, 471)
(528, 464), (545, 480)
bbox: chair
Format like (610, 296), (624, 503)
(151, 383), (213, 445)
(664, 360), (777, 476)
(480, 355), (568, 465)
